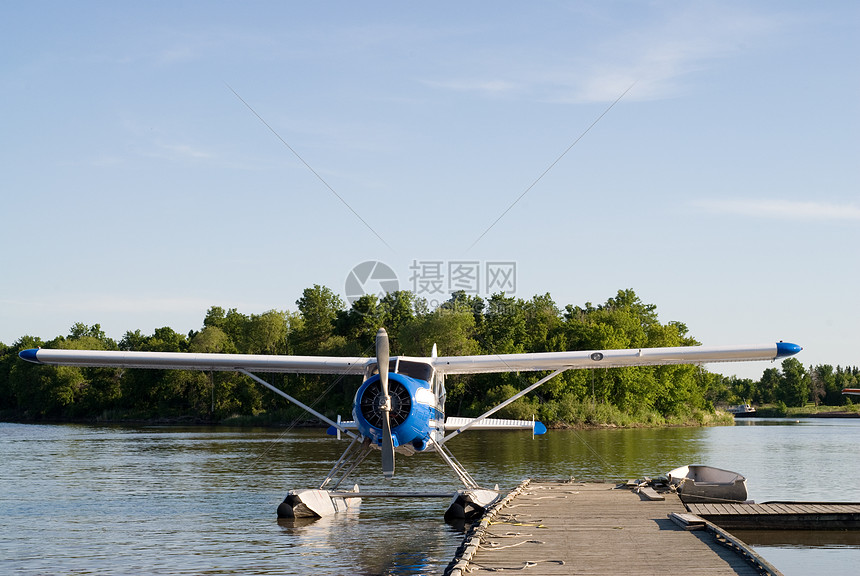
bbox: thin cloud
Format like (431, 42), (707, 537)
(159, 143), (212, 160)
(557, 6), (782, 103)
(695, 198), (860, 221)
(420, 78), (521, 96)
(423, 5), (784, 103)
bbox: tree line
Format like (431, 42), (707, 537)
(1, 287), (855, 425)
(700, 360), (858, 410)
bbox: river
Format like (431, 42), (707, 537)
(2, 418), (858, 575)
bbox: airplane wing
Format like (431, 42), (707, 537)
(431, 342), (802, 374)
(17, 336), (802, 482)
(17, 348), (372, 374)
(19, 342), (801, 375)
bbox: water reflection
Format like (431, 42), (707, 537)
(732, 530), (860, 547)
(276, 504), (457, 575)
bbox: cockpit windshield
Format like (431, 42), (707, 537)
(367, 359), (434, 382)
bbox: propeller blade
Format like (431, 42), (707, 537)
(381, 408), (395, 478)
(376, 328), (395, 478)
(377, 328), (390, 400)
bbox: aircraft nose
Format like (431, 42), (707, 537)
(775, 342), (802, 358)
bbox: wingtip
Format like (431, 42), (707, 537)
(775, 342), (802, 358)
(19, 348), (41, 364)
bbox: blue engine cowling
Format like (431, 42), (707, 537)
(353, 373), (434, 452)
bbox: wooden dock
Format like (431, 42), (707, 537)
(687, 501), (860, 530)
(446, 480), (780, 576)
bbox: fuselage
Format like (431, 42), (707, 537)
(352, 357), (445, 454)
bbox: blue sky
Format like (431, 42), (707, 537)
(2, 1), (857, 380)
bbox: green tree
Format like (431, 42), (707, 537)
(295, 285), (344, 354)
(590, 289), (657, 349)
(247, 310), (289, 355)
(777, 358), (811, 407)
(441, 291), (485, 333)
(190, 326), (233, 354)
(145, 327), (187, 352)
(334, 294), (382, 354)
(379, 291), (417, 350)
(398, 309), (480, 358)
(222, 308), (250, 352)
(756, 367), (781, 404)
(834, 366), (859, 406)
(62, 325), (120, 416)
(728, 376), (755, 404)
(480, 293), (527, 354)
(0, 341), (13, 410)
(811, 364), (834, 406)
(522, 293), (564, 353)
(203, 306), (227, 330)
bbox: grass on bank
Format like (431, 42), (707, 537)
(216, 397), (734, 429)
(534, 397), (733, 428)
(752, 400), (859, 418)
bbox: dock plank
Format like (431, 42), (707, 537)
(638, 486), (665, 500)
(457, 482), (764, 576)
(681, 500), (860, 530)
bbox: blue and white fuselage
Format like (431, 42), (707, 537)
(353, 368), (441, 453)
(338, 356), (546, 454)
(334, 357), (450, 454)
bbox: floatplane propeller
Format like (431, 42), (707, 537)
(376, 328), (396, 479)
(19, 329), (801, 522)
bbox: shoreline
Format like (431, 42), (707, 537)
(736, 411), (860, 419)
(1, 414), (735, 429)
(6, 407), (856, 428)
(734, 405), (860, 419)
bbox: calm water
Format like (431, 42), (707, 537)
(2, 418), (858, 575)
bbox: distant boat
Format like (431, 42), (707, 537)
(667, 465), (748, 504)
(726, 404), (756, 415)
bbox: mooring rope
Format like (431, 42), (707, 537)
(465, 559), (565, 572)
(478, 539), (545, 551)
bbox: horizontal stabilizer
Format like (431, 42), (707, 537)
(444, 417), (547, 435)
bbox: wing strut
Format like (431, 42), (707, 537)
(430, 438), (480, 489)
(441, 368), (567, 445)
(238, 369), (356, 439)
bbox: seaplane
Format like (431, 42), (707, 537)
(19, 330), (802, 522)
